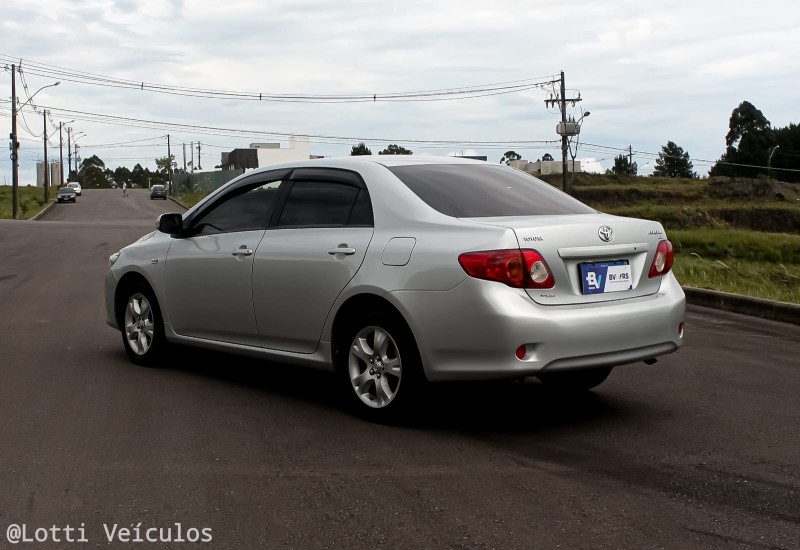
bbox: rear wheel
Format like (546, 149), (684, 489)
(336, 313), (424, 421)
(537, 367), (612, 391)
(120, 283), (167, 366)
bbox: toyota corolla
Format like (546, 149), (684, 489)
(105, 156), (685, 419)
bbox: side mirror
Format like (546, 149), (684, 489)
(157, 213), (184, 235)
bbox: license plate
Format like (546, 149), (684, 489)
(579, 260), (632, 294)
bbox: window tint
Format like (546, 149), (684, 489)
(388, 164), (596, 217)
(195, 181), (281, 235)
(277, 181), (372, 227)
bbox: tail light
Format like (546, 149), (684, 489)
(648, 240), (674, 278)
(458, 249), (555, 289)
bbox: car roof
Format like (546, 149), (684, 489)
(242, 155), (490, 176)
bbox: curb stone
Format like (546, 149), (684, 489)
(682, 286), (800, 325)
(30, 200), (55, 221)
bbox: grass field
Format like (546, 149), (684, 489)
(668, 229), (800, 303)
(0, 185), (53, 219)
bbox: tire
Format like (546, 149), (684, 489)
(537, 367), (612, 391)
(335, 312), (425, 421)
(120, 283), (167, 366)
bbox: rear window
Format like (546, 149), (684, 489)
(388, 164), (596, 217)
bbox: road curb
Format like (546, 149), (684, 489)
(30, 200), (55, 221)
(682, 286), (800, 325)
(168, 196), (189, 210)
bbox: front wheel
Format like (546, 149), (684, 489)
(336, 313), (424, 421)
(120, 284), (167, 366)
(537, 367), (612, 391)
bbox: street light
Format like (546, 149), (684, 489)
(67, 130), (85, 180)
(9, 68), (60, 219)
(568, 111), (591, 179)
(73, 132), (85, 176)
(768, 145), (780, 182)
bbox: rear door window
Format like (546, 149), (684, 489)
(276, 181), (373, 227)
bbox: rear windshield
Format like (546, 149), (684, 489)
(388, 164), (596, 217)
(152, 185), (165, 190)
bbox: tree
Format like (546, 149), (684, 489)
(113, 166), (132, 187)
(350, 142), (372, 156)
(155, 154), (176, 174)
(131, 163), (150, 188)
(500, 151), (521, 165)
(379, 144), (412, 155)
(611, 154), (638, 176)
(710, 101), (776, 178)
(772, 122), (800, 183)
(78, 155), (108, 188)
(652, 141), (695, 178)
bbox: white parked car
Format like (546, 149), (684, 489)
(67, 182), (82, 196)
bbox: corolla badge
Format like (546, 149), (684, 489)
(598, 226), (614, 242)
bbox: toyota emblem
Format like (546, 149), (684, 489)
(598, 226), (614, 242)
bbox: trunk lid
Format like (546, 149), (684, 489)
(463, 213), (669, 305)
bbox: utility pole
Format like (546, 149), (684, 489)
(67, 127), (72, 180)
(560, 71), (568, 194)
(546, 71), (582, 195)
(196, 142), (202, 171)
(167, 134), (172, 194)
(182, 142), (186, 171)
(43, 110), (50, 202)
(10, 64), (20, 219)
(59, 123), (64, 189)
(629, 145), (633, 165)
(190, 141), (194, 173)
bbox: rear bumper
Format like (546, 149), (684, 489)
(390, 273), (685, 381)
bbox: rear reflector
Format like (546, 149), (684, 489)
(458, 249), (555, 289)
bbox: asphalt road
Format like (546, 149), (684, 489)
(0, 189), (798, 549)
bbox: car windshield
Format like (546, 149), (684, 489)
(68, 183), (79, 187)
(388, 164), (596, 217)
(59, 188), (74, 194)
(152, 185), (164, 190)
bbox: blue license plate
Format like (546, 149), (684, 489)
(579, 260), (633, 294)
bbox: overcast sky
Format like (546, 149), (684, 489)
(2, 0), (798, 185)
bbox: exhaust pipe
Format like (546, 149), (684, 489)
(643, 358), (658, 366)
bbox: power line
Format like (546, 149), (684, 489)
(2, 54), (559, 104)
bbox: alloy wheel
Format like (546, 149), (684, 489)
(348, 326), (403, 408)
(124, 292), (155, 356)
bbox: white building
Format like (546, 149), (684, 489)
(509, 158), (581, 175)
(222, 135), (311, 171)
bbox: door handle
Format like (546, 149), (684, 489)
(328, 247), (356, 256)
(232, 248), (254, 256)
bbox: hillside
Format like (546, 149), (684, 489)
(539, 174), (800, 233)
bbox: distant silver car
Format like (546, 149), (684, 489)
(105, 157), (684, 418)
(67, 182), (82, 196)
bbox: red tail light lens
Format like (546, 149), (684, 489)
(458, 249), (555, 289)
(648, 240), (674, 278)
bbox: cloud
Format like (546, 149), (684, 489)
(2, 0), (799, 184)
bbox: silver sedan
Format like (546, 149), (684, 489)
(105, 156), (685, 419)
